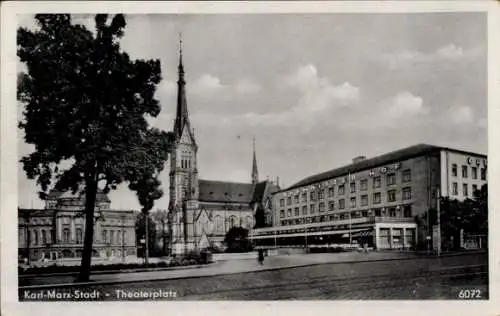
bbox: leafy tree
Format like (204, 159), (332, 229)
(135, 213), (158, 258)
(152, 209), (169, 256)
(17, 14), (172, 281)
(254, 205), (266, 229)
(224, 227), (252, 253)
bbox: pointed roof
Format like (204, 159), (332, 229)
(173, 34), (192, 141)
(251, 137), (259, 185)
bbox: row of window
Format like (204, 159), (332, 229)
(279, 187), (412, 218)
(279, 205), (413, 226)
(451, 164), (486, 180)
(451, 183), (480, 197)
(280, 170), (411, 207)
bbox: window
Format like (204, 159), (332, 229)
(110, 231), (115, 244)
(471, 167), (478, 180)
(350, 197), (356, 208)
(373, 176), (381, 189)
(310, 191), (317, 201)
(452, 182), (458, 195)
(63, 228), (70, 243)
(41, 230), (47, 245)
(294, 207), (300, 216)
(215, 216), (223, 231)
(294, 195), (299, 204)
(360, 179), (368, 191)
(338, 199), (345, 210)
(481, 168), (486, 180)
(387, 173), (396, 186)
(452, 164), (457, 177)
(387, 190), (396, 202)
(302, 206), (307, 215)
(328, 187), (334, 197)
(462, 165), (468, 178)
(102, 230), (107, 243)
(472, 184), (478, 194)
(318, 189), (324, 200)
(319, 202), (325, 213)
(402, 187), (412, 200)
(361, 195), (368, 206)
(301, 193), (307, 203)
(338, 184), (345, 195)
(281, 220), (286, 226)
(287, 209), (292, 217)
(374, 208), (381, 216)
(287, 197), (292, 205)
(403, 169), (411, 183)
(280, 210), (285, 218)
(280, 199), (285, 207)
(328, 201), (334, 211)
(373, 192), (381, 204)
(339, 213), (346, 220)
(463, 184), (468, 197)
(76, 228), (83, 244)
(403, 205), (412, 218)
(389, 207), (397, 217)
(33, 230), (38, 245)
(350, 181), (356, 193)
(310, 204), (316, 214)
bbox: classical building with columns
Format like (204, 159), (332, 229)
(18, 190), (137, 261)
(251, 144), (487, 251)
(167, 42), (279, 256)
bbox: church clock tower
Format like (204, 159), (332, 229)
(168, 37), (199, 256)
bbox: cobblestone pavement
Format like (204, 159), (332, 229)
(19, 252), (488, 300)
(19, 251), (425, 286)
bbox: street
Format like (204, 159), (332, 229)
(19, 252), (488, 300)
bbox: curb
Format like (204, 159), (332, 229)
(19, 263), (210, 278)
(18, 253), (475, 290)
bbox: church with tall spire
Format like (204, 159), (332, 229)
(167, 38), (279, 256)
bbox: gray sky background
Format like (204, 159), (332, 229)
(17, 13), (487, 210)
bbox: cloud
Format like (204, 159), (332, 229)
(386, 91), (428, 118)
(191, 74), (226, 95)
(451, 105), (474, 124)
(285, 64), (360, 112)
(380, 44), (483, 69)
(235, 79), (261, 94)
(436, 44), (465, 60)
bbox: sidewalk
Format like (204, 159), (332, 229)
(19, 251), (429, 288)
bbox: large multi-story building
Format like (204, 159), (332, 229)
(250, 144), (487, 250)
(18, 190), (137, 262)
(167, 42), (279, 256)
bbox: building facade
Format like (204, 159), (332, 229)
(167, 43), (279, 256)
(18, 190), (137, 262)
(251, 144), (487, 250)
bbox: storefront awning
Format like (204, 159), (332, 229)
(250, 228), (369, 240)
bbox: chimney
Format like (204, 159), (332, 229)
(352, 156), (366, 164)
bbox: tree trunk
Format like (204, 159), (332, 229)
(145, 214), (149, 265)
(76, 171), (98, 282)
(162, 221), (167, 256)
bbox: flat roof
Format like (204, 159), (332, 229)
(284, 144), (486, 192)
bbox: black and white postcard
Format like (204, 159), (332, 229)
(1, 1), (499, 316)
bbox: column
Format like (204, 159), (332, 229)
(403, 228), (407, 250)
(389, 227), (393, 249)
(57, 216), (62, 243)
(71, 217), (76, 243)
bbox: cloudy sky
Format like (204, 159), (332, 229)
(17, 13), (487, 210)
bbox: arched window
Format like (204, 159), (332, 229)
(76, 228), (83, 244)
(63, 228), (70, 243)
(41, 230), (47, 245)
(229, 216), (237, 229)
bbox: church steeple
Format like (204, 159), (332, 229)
(174, 33), (190, 140)
(252, 137), (259, 186)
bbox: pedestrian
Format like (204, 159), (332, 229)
(257, 249), (264, 265)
